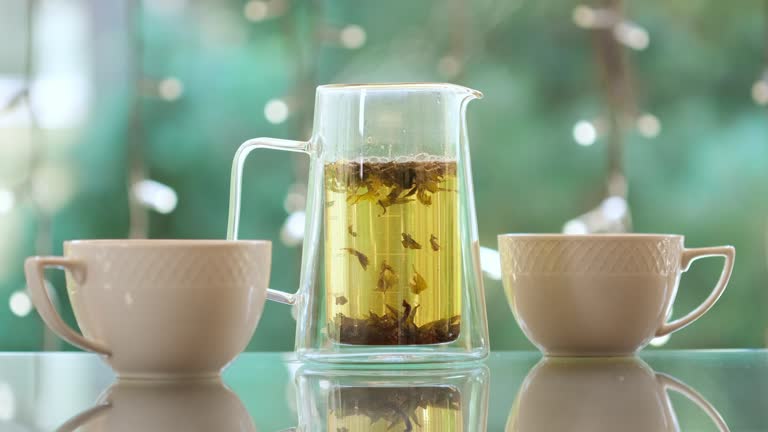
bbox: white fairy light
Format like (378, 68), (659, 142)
(283, 192), (305, 213)
(752, 79), (768, 106)
(437, 55), (462, 79)
(132, 180), (178, 214)
(339, 25), (366, 49)
(9, 290), (32, 317)
(601, 196), (628, 221)
(280, 211), (305, 246)
(158, 77), (184, 101)
(31, 162), (76, 214)
(283, 183), (306, 213)
(572, 5), (616, 29)
(636, 113), (661, 138)
(244, 0), (269, 22)
(563, 219), (589, 234)
(264, 98), (289, 124)
(649, 333), (671, 347)
(573, 5), (649, 50)
(479, 246), (502, 281)
(572, 5), (597, 28)
(0, 189), (14, 214)
(573, 120), (598, 146)
(613, 21), (650, 51)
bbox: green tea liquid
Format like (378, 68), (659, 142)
(324, 157), (462, 345)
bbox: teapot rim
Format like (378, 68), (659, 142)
(317, 82), (483, 98)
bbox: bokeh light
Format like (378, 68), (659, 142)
(264, 98), (289, 124)
(563, 219), (589, 234)
(9, 291), (32, 317)
(573, 120), (598, 146)
(601, 196), (628, 221)
(280, 211), (305, 246)
(244, 0), (269, 22)
(752, 79), (768, 106)
(437, 55), (462, 78)
(636, 113), (661, 138)
(614, 21), (650, 50)
(158, 77), (184, 101)
(340, 25), (366, 49)
(0, 189), (14, 214)
(132, 180), (178, 214)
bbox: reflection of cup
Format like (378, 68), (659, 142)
(295, 366), (489, 431)
(25, 240), (271, 378)
(506, 357), (729, 432)
(498, 234), (735, 356)
(56, 379), (256, 432)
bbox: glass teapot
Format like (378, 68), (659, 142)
(228, 83), (489, 363)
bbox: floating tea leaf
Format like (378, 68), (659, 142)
(326, 200), (335, 208)
(376, 261), (399, 292)
(348, 225), (357, 237)
(341, 248), (369, 270)
(409, 265), (428, 294)
(376, 185), (414, 215)
(401, 233), (422, 250)
(335, 295), (348, 305)
(430, 234), (440, 251)
(416, 189), (432, 206)
(350, 188), (378, 205)
(325, 159), (456, 213)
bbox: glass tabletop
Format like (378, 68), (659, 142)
(0, 350), (765, 431)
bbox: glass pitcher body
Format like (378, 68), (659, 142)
(228, 83), (489, 363)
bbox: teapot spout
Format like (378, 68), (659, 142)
(461, 86), (483, 100)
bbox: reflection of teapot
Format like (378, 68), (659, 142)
(294, 366), (489, 431)
(506, 358), (729, 432)
(57, 379), (256, 432)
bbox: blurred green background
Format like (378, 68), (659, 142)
(0, 0), (766, 352)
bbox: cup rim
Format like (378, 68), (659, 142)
(497, 233), (684, 240)
(64, 239), (271, 247)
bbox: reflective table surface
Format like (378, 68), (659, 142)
(0, 350), (765, 431)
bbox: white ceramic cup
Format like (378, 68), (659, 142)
(24, 240), (271, 379)
(497, 234), (735, 356)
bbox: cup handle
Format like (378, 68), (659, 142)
(24, 256), (111, 355)
(656, 373), (730, 432)
(655, 246), (735, 337)
(227, 137), (309, 305)
(56, 403), (112, 432)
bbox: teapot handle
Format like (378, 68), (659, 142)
(228, 137), (310, 305)
(656, 373), (730, 432)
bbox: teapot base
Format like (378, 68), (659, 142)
(298, 346), (488, 366)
